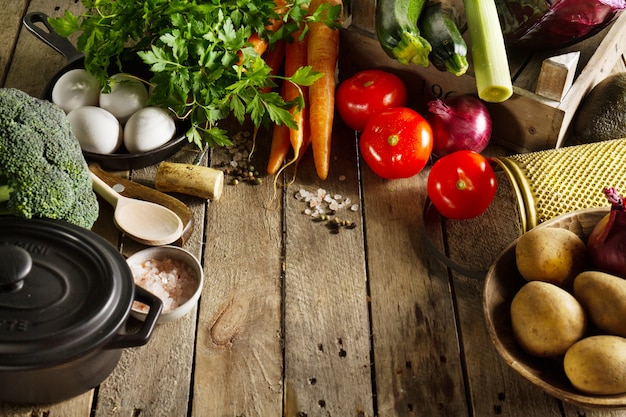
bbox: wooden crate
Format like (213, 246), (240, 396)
(339, 3), (626, 153)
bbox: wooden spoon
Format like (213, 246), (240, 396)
(90, 172), (184, 246)
(88, 164), (194, 244)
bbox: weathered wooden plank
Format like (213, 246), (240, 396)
(431, 176), (563, 416)
(562, 403), (626, 417)
(2, 2), (202, 414)
(0, 156), (120, 417)
(512, 18), (622, 94)
(440, 160), (626, 416)
(0, 1), (95, 416)
(340, 9), (626, 153)
(0, 394), (94, 417)
(92, 147), (205, 417)
(336, 30), (558, 154)
(535, 52), (580, 102)
(0, 0), (28, 85)
(362, 166), (469, 416)
(282, 123), (374, 416)
(192, 127), (284, 416)
(4, 0), (84, 97)
(451, 273), (566, 417)
(349, 0), (376, 35)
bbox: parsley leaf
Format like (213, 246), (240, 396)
(48, 0), (342, 149)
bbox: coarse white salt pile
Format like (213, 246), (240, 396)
(294, 188), (359, 218)
(131, 257), (197, 313)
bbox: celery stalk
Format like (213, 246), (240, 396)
(464, 0), (513, 103)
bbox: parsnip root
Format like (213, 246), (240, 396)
(155, 162), (224, 201)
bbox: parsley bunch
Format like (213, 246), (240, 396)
(49, 0), (341, 148)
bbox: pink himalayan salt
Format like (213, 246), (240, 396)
(131, 257), (196, 313)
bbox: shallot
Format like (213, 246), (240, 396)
(587, 187), (626, 278)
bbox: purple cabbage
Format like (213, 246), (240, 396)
(496, 0), (626, 49)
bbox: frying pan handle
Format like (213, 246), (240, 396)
(106, 286), (163, 349)
(22, 12), (83, 63)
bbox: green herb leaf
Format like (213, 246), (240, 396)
(49, 0), (343, 149)
(48, 11), (80, 37)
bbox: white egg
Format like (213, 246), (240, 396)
(67, 106), (123, 154)
(123, 107), (177, 153)
(99, 73), (149, 124)
(52, 69), (100, 113)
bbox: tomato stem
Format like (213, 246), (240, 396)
(387, 134), (400, 146)
(456, 179), (466, 190)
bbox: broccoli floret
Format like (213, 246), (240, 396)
(0, 88), (98, 229)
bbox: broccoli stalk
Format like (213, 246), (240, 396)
(0, 185), (11, 203)
(0, 88), (99, 229)
(0, 184), (12, 216)
(0, 184), (15, 219)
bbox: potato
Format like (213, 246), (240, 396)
(510, 281), (587, 357)
(574, 270), (626, 337)
(564, 335), (626, 395)
(515, 227), (587, 288)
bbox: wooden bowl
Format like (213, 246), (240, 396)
(483, 207), (626, 408)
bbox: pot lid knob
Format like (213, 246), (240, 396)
(0, 245), (32, 293)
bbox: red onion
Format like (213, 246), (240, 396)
(426, 95), (492, 157)
(587, 187), (626, 278)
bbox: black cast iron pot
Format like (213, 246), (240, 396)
(0, 217), (162, 404)
(22, 12), (189, 171)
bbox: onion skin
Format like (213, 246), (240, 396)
(587, 187), (626, 279)
(427, 95), (492, 157)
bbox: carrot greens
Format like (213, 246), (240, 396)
(48, 0), (341, 149)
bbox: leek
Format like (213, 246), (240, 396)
(464, 0), (513, 102)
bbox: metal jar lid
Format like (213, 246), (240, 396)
(0, 216), (134, 369)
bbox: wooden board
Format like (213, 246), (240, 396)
(192, 128), (284, 416)
(340, 7), (626, 153)
(281, 123), (374, 416)
(3, 1), (626, 416)
(362, 167), (470, 415)
(0, 1), (29, 85)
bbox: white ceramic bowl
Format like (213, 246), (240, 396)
(127, 246), (203, 324)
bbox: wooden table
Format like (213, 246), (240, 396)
(2, 1), (626, 416)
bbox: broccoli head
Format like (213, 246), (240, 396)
(0, 88), (99, 229)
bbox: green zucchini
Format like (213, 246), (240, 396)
(418, 2), (469, 76)
(375, 0), (432, 67)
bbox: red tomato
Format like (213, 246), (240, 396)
(427, 150), (497, 219)
(359, 107), (433, 179)
(336, 69), (408, 131)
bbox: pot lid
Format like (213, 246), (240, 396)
(0, 216), (134, 369)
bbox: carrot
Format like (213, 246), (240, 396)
(261, 40), (286, 93)
(249, 33), (269, 57)
(267, 84), (293, 175)
(284, 27), (309, 159)
(307, 0), (342, 180)
(239, 0), (288, 66)
(295, 105), (311, 164)
(267, 29), (311, 177)
(253, 40), (286, 163)
(237, 33), (269, 66)
(266, 0), (287, 33)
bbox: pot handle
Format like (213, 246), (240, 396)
(106, 286), (163, 350)
(22, 12), (83, 63)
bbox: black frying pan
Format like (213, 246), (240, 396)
(22, 12), (188, 171)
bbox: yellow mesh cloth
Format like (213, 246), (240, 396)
(491, 138), (626, 232)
